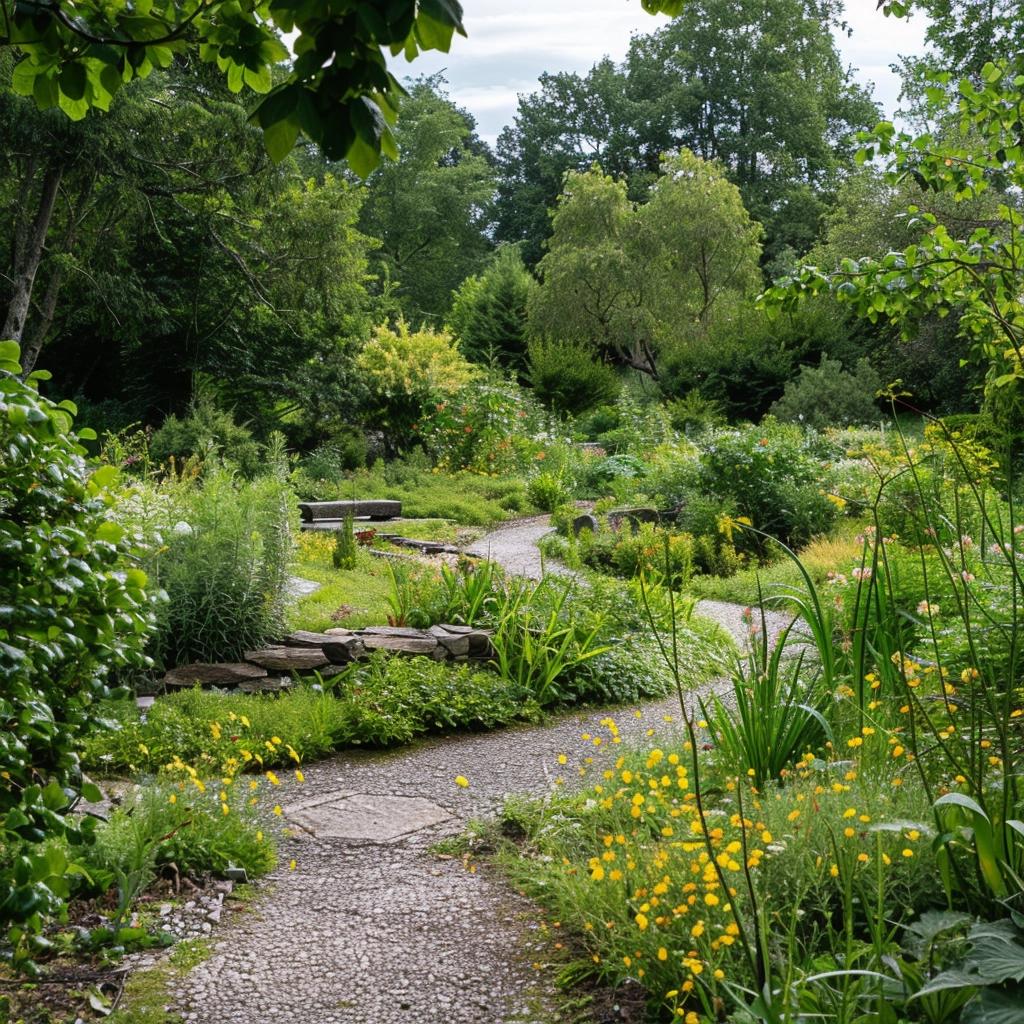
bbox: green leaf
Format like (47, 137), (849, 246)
(11, 58), (40, 97)
(961, 985), (1024, 1024)
(415, 11), (456, 52)
(263, 116), (299, 162)
(58, 62), (87, 102)
(95, 521), (125, 544)
(125, 568), (148, 590)
(981, 62), (1002, 84)
(0, 340), (22, 368)
(80, 782), (103, 803)
(89, 465), (119, 490)
(33, 71), (59, 110)
(935, 792), (989, 819)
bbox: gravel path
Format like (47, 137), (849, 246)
(466, 515), (570, 580)
(169, 516), (790, 1024)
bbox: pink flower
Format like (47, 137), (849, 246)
(961, 570), (975, 583)
(852, 567), (872, 581)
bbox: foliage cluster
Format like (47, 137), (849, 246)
(114, 464), (296, 668)
(0, 343), (157, 970)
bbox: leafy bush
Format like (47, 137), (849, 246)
(0, 342), (157, 968)
(569, 521), (695, 585)
(665, 391), (727, 435)
(770, 354), (881, 429)
(297, 433), (368, 478)
(149, 397), (264, 478)
(527, 338), (620, 416)
(654, 419), (840, 556)
(527, 470), (571, 512)
(118, 468), (297, 667)
(356, 319), (478, 450)
(416, 376), (551, 474)
(576, 452), (647, 499)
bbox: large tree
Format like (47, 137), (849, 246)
(358, 78), (496, 323)
(497, 0), (876, 268)
(5, 60), (377, 433)
(529, 151), (761, 380)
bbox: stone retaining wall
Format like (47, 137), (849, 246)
(162, 624), (494, 691)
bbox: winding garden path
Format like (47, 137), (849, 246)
(171, 518), (789, 1024)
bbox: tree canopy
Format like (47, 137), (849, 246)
(496, 0), (878, 267)
(530, 152), (761, 380)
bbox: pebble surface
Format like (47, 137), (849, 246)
(169, 518), (791, 1023)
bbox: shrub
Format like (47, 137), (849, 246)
(527, 338), (620, 416)
(416, 376), (550, 474)
(527, 470), (571, 512)
(118, 468), (297, 667)
(770, 354), (881, 429)
(665, 391), (727, 434)
(332, 514), (357, 570)
(656, 419), (840, 556)
(149, 397), (264, 478)
(356, 319), (478, 451)
(0, 342), (157, 968)
(570, 521), (695, 585)
(297, 433), (368, 478)
(576, 452), (647, 498)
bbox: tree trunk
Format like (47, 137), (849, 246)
(20, 262), (64, 376)
(20, 177), (94, 375)
(2, 162), (63, 345)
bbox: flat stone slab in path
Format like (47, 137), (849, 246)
(285, 792), (453, 842)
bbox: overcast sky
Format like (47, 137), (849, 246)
(401, 1), (929, 146)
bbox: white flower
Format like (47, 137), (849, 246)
(172, 520), (193, 537)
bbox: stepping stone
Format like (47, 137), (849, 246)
(572, 513), (599, 536)
(243, 647), (330, 671)
(283, 630), (344, 648)
(284, 791), (453, 842)
(163, 662), (268, 688)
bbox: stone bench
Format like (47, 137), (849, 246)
(298, 499), (402, 523)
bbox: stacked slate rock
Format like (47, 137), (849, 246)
(161, 625), (495, 691)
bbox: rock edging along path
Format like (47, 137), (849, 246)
(169, 517), (790, 1024)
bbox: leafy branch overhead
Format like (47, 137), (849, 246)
(0, 0), (466, 171)
(762, 59), (1024, 406)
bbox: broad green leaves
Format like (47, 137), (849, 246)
(1, 0), (466, 171)
(0, 341), (157, 968)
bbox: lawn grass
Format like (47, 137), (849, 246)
(289, 521), (486, 631)
(289, 534), (399, 631)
